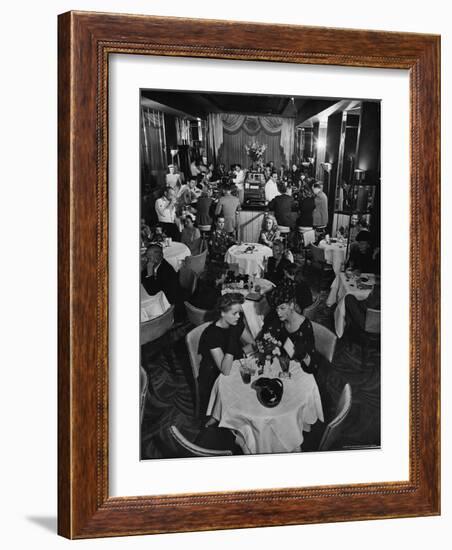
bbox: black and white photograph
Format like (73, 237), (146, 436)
(139, 89), (381, 459)
(1, 0), (447, 546)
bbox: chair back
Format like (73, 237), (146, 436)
(303, 294), (321, 320)
(364, 308), (381, 334)
(319, 383), (352, 451)
(184, 301), (213, 326)
(179, 266), (197, 295)
(169, 425), (233, 457)
(302, 229), (316, 248)
(140, 305), (175, 345)
(278, 225), (291, 234)
(139, 366), (148, 424)
(310, 244), (326, 263)
(184, 249), (208, 275)
(198, 224), (212, 232)
(185, 321), (211, 416)
(311, 320), (337, 363)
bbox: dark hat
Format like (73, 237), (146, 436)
(270, 280), (297, 307)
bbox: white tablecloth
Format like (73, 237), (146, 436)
(318, 240), (347, 274)
(207, 360), (324, 454)
(163, 242), (191, 272)
(224, 243), (273, 276)
(140, 287), (171, 322)
(326, 272), (374, 337)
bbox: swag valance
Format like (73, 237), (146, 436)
(207, 113), (295, 166)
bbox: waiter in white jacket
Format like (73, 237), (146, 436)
(264, 172), (281, 203)
(154, 187), (181, 241)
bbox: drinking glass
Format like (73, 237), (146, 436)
(239, 360), (251, 384)
(279, 355), (291, 379)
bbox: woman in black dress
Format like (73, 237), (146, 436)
(262, 285), (317, 374)
(198, 293), (253, 416)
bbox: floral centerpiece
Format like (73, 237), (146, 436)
(255, 330), (291, 378)
(245, 141), (267, 171)
(221, 272), (251, 297)
(224, 271), (249, 286)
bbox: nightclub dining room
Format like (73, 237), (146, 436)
(139, 89), (381, 460)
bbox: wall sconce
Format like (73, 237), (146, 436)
(321, 162), (333, 173)
(354, 168), (366, 182)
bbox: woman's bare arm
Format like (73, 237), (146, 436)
(209, 347), (234, 375)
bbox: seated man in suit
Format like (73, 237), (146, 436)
(141, 244), (179, 305)
(265, 239), (293, 285)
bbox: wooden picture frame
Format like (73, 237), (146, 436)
(58, 11), (440, 539)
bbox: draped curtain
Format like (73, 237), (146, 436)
(175, 117), (190, 144)
(207, 113), (223, 162)
(207, 114), (295, 167)
(141, 108), (166, 187)
(222, 130), (282, 169)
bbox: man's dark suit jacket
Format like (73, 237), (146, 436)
(269, 194), (296, 228)
(141, 259), (179, 304)
(265, 256), (293, 285)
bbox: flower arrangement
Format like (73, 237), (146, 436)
(245, 141), (267, 162)
(255, 330), (291, 377)
(224, 271), (249, 286)
(256, 331), (283, 359)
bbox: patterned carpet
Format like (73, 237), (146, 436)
(140, 280), (380, 459)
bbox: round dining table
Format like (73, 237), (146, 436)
(140, 287), (171, 322)
(207, 359), (324, 454)
(162, 241), (191, 272)
(318, 240), (347, 274)
(224, 243), (273, 277)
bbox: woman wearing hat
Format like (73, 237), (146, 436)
(262, 285), (317, 375)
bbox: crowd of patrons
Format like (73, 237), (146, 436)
(141, 158), (380, 421)
(141, 158), (332, 252)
